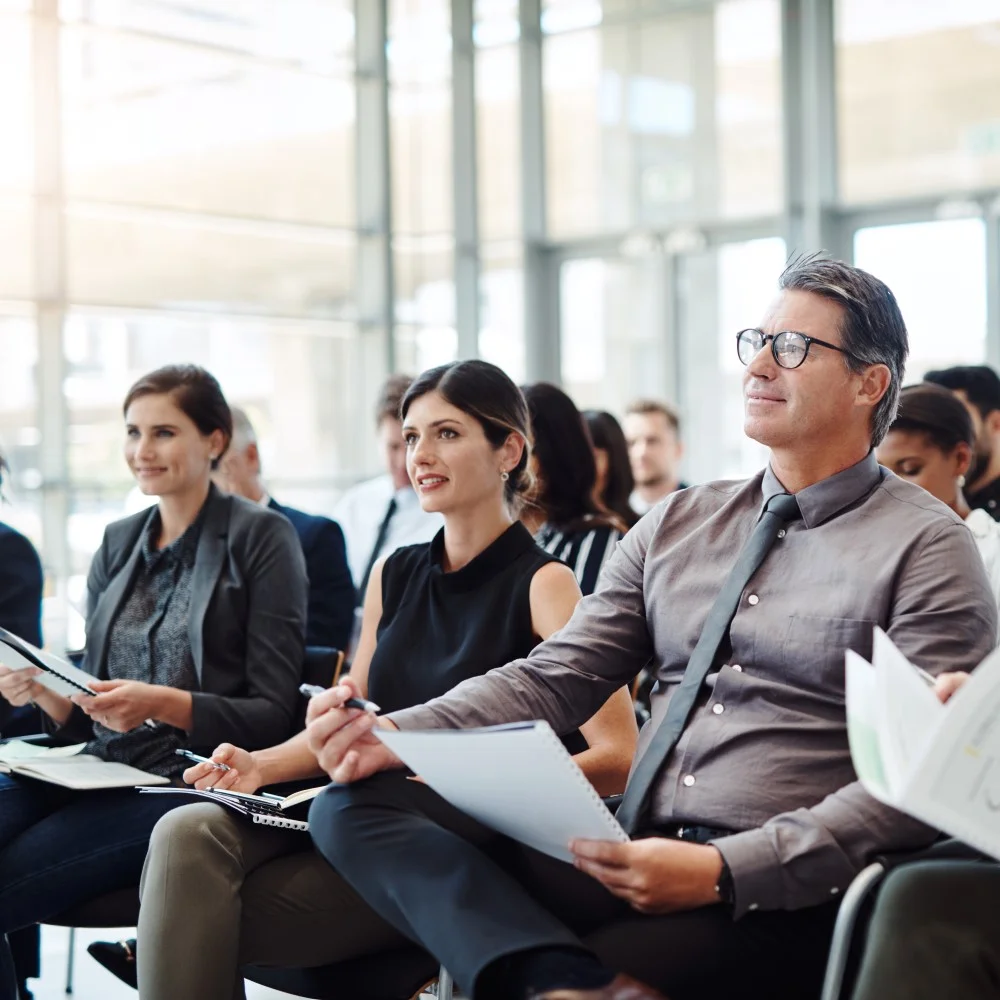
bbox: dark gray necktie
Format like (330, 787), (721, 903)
(357, 496), (398, 606)
(615, 491), (803, 836)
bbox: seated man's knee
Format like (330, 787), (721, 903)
(308, 773), (402, 865)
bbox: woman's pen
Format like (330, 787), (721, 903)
(298, 683), (381, 714)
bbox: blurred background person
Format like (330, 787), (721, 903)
(877, 381), (1000, 605)
(583, 410), (639, 530)
(521, 383), (626, 596)
(623, 400), (686, 515)
(0, 449), (44, 1000)
(215, 407), (354, 650)
(334, 375), (442, 607)
(924, 366), (1000, 520)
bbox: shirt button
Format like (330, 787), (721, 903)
(776, 529), (786, 538)
(712, 703), (725, 715)
(830, 887), (840, 895)
(749, 903), (759, 911)
(731, 664), (742, 672)
(682, 774), (696, 787)
(990, 500), (997, 509)
(748, 594), (759, 606)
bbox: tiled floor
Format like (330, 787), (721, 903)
(30, 925), (297, 1000)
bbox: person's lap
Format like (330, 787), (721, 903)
(312, 772), (840, 999)
(0, 774), (187, 933)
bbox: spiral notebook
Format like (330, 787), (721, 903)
(139, 785), (324, 831)
(376, 720), (628, 862)
(0, 627), (98, 699)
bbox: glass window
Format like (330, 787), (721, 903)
(559, 252), (674, 417)
(59, 0), (355, 69)
(0, 311), (41, 548)
(393, 323), (459, 375)
(853, 218), (987, 380)
(65, 205), (357, 318)
(837, 0), (1000, 204)
(544, 1), (782, 239)
(479, 243), (525, 381)
(476, 43), (521, 242)
(393, 235), (456, 326)
(475, 0), (519, 45)
(0, 10), (32, 194)
(677, 237), (786, 484)
(61, 26), (356, 228)
(0, 198), (34, 300)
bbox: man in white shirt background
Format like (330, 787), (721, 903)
(334, 374), (442, 605)
(623, 399), (686, 515)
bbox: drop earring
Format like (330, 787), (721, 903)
(958, 474), (967, 488)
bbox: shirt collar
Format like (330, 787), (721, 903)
(761, 450), (883, 529)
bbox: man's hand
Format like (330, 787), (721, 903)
(304, 676), (402, 783)
(0, 664), (44, 707)
(570, 837), (724, 914)
(72, 680), (165, 733)
(933, 672), (969, 704)
(183, 744), (261, 792)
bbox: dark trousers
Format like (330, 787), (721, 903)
(309, 772), (840, 1000)
(0, 774), (186, 1000)
(851, 860), (1000, 1000)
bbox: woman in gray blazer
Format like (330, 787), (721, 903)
(0, 365), (307, 999)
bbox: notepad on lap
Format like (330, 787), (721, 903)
(0, 627), (98, 698)
(139, 785), (325, 831)
(376, 721), (628, 862)
(0, 754), (170, 789)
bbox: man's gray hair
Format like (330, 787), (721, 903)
(229, 406), (258, 451)
(778, 253), (908, 446)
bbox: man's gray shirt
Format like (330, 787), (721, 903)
(389, 452), (998, 917)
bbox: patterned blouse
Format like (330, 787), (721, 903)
(83, 509), (204, 776)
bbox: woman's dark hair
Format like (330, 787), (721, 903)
(401, 360), (533, 508)
(890, 382), (975, 454)
(522, 383), (625, 533)
(583, 410), (639, 528)
(123, 365), (233, 469)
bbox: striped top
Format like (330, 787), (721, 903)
(534, 520), (623, 596)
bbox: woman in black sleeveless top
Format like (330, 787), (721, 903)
(128, 361), (637, 1000)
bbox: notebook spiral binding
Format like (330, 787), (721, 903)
(537, 721), (628, 843)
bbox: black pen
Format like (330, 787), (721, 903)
(298, 683), (381, 714)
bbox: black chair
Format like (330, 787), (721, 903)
(46, 645), (345, 992)
(243, 948), (446, 1000)
(819, 838), (993, 1000)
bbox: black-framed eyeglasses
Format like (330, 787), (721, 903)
(736, 328), (856, 370)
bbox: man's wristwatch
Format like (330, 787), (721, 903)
(715, 857), (736, 906)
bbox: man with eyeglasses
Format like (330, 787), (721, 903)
(303, 255), (996, 1000)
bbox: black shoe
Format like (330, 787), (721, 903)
(87, 938), (138, 989)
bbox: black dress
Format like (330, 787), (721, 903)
(368, 522), (559, 714)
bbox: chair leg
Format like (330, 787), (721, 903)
(437, 966), (454, 1000)
(65, 927), (76, 994)
(820, 862), (886, 1000)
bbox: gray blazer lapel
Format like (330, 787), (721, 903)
(188, 489), (231, 682)
(87, 515), (149, 678)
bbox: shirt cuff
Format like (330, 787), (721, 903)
(709, 828), (783, 918)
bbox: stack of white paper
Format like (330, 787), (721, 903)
(846, 628), (1000, 860)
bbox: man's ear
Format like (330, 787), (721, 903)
(247, 441), (261, 470)
(857, 364), (892, 410)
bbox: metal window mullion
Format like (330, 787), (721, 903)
(986, 206), (1000, 369)
(32, 0), (71, 649)
(519, 0), (557, 382)
(452, 0), (480, 360)
(354, 0), (393, 475)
